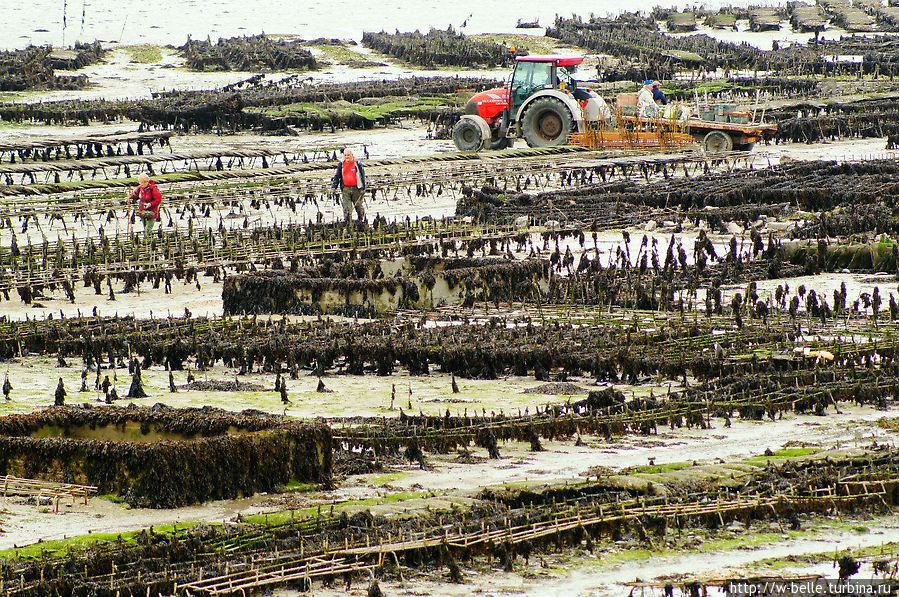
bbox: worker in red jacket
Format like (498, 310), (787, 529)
(331, 148), (366, 223)
(127, 172), (162, 236)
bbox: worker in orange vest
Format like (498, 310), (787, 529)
(331, 148), (366, 223)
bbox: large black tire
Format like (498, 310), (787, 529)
(452, 116), (489, 151)
(520, 96), (575, 148)
(702, 130), (734, 153)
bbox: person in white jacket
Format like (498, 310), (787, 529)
(637, 80), (660, 118)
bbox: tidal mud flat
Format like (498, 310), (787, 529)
(2, 9), (899, 597)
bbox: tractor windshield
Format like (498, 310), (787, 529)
(510, 61), (554, 115)
(558, 65), (586, 92)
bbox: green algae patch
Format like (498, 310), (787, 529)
(629, 461), (692, 474)
(364, 472), (412, 486)
(247, 95), (454, 122)
(0, 521), (203, 561)
(243, 490), (434, 526)
(123, 45), (163, 64)
(745, 447), (821, 466)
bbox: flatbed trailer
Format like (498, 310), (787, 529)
(617, 114), (777, 153)
(685, 118), (778, 152)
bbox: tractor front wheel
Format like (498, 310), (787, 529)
(452, 116), (491, 151)
(520, 97), (575, 148)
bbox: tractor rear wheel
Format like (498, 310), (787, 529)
(702, 130), (734, 154)
(452, 116), (490, 151)
(520, 97), (575, 148)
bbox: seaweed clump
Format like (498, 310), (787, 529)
(0, 406), (332, 508)
(0, 42), (102, 92)
(180, 35), (319, 71)
(362, 27), (520, 68)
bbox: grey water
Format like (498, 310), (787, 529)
(3, 0), (766, 50)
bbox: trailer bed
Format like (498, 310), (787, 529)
(686, 118), (777, 137)
(617, 114), (776, 151)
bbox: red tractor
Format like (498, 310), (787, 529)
(452, 55), (610, 151)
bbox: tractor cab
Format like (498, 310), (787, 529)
(509, 56), (584, 118)
(452, 54), (609, 151)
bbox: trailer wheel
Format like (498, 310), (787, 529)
(452, 115), (490, 151)
(521, 97), (575, 147)
(702, 130), (734, 154)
